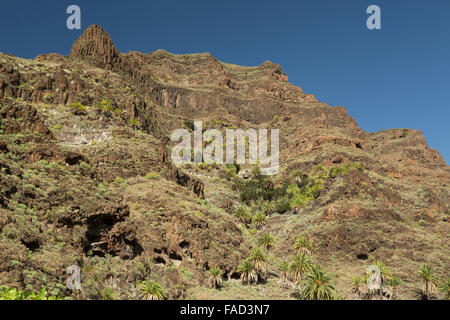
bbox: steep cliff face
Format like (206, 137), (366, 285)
(0, 25), (448, 300)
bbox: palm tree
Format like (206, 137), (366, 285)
(261, 200), (277, 216)
(248, 247), (267, 274)
(250, 199), (263, 212)
(232, 178), (244, 192)
(138, 280), (166, 300)
(417, 265), (438, 300)
(233, 206), (251, 225)
(251, 166), (261, 180)
(237, 260), (251, 284)
(289, 254), (312, 283)
(294, 237), (312, 255)
(280, 261), (290, 285)
(258, 233), (276, 251)
(438, 279), (450, 300)
(301, 265), (336, 300)
(261, 176), (274, 190)
(99, 286), (119, 300)
(374, 261), (392, 281)
(208, 266), (223, 289)
(291, 169), (305, 187)
(352, 276), (364, 297)
(252, 212), (267, 229)
(385, 277), (402, 300)
(237, 260), (258, 285)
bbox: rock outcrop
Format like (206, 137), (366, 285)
(69, 24), (120, 68)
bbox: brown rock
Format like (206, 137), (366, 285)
(69, 24), (120, 68)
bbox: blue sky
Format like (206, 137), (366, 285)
(1, 0), (448, 163)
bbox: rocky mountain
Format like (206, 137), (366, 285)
(0, 25), (448, 300)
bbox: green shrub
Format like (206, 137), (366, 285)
(225, 164), (238, 180)
(235, 172), (276, 204)
(96, 99), (113, 111)
(145, 172), (160, 179)
(78, 161), (91, 173)
(286, 176), (323, 210)
(138, 280), (166, 300)
(275, 197), (291, 214)
(129, 119), (141, 128)
(0, 286), (62, 300)
(329, 162), (363, 178)
(70, 101), (87, 115)
(113, 176), (126, 185)
(251, 166), (261, 180)
(43, 92), (54, 102)
(233, 164), (332, 213)
(311, 164), (329, 179)
(252, 212), (267, 229)
(95, 99), (121, 114)
(184, 120), (195, 131)
(233, 205), (252, 225)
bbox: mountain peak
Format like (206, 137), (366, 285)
(69, 24), (120, 68)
